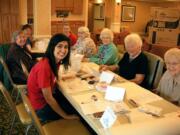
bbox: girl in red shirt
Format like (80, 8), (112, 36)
(27, 33), (79, 122)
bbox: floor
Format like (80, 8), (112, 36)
(0, 92), (38, 135)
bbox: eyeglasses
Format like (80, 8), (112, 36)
(102, 37), (110, 39)
(165, 62), (179, 66)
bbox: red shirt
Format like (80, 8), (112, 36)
(69, 33), (77, 46)
(27, 58), (57, 110)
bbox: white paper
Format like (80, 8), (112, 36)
(130, 92), (162, 106)
(100, 71), (114, 84)
(128, 109), (156, 123)
(138, 104), (162, 117)
(105, 86), (125, 102)
(111, 102), (130, 113)
(80, 101), (107, 115)
(100, 107), (117, 129)
(60, 78), (94, 93)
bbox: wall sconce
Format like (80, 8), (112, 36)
(116, 0), (121, 5)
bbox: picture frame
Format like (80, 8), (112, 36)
(121, 5), (136, 22)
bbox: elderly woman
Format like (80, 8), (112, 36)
(155, 48), (180, 106)
(7, 30), (36, 84)
(100, 33), (148, 86)
(73, 26), (96, 58)
(87, 28), (118, 65)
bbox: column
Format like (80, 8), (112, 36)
(110, 2), (121, 33)
(33, 0), (51, 38)
(19, 0), (27, 25)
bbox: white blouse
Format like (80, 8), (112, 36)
(157, 71), (180, 105)
(74, 37), (96, 58)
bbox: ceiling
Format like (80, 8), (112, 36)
(92, 0), (180, 3)
(135, 0), (180, 2)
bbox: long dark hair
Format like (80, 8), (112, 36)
(45, 33), (71, 78)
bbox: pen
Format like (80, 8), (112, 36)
(128, 99), (139, 107)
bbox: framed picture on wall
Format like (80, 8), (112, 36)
(121, 5), (136, 22)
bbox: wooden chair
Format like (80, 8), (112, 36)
(0, 56), (27, 102)
(20, 91), (90, 135)
(0, 82), (32, 135)
(144, 51), (164, 90)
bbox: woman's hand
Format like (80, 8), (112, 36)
(82, 57), (89, 62)
(99, 65), (109, 72)
(64, 114), (80, 120)
(152, 89), (159, 94)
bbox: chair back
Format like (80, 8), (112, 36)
(20, 60), (29, 78)
(144, 51), (164, 89)
(0, 44), (12, 89)
(0, 44), (11, 60)
(20, 91), (45, 135)
(0, 81), (17, 113)
(0, 56), (14, 87)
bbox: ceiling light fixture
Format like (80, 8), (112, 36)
(116, 0), (121, 5)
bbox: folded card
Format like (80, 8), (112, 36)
(100, 71), (114, 84)
(105, 86), (125, 102)
(100, 107), (117, 129)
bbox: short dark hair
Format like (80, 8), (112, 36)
(45, 33), (71, 78)
(21, 24), (32, 30)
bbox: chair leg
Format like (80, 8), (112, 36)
(25, 124), (32, 135)
(11, 87), (16, 97)
(9, 113), (17, 135)
(15, 91), (20, 104)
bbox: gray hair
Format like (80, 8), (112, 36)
(11, 30), (24, 43)
(164, 48), (180, 63)
(78, 26), (90, 37)
(124, 33), (142, 48)
(100, 28), (114, 42)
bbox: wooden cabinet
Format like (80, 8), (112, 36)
(52, 0), (83, 14)
(51, 21), (85, 35)
(72, 0), (83, 14)
(53, 0), (73, 11)
(0, 0), (20, 43)
(0, 0), (10, 14)
(10, 0), (19, 14)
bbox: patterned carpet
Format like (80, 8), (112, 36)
(0, 92), (38, 135)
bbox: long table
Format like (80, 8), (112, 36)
(57, 62), (180, 135)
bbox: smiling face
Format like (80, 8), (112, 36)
(165, 56), (180, 77)
(101, 35), (111, 45)
(54, 41), (69, 63)
(16, 32), (26, 48)
(78, 31), (86, 40)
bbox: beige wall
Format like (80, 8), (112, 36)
(19, 0), (27, 25)
(121, 0), (180, 34)
(33, 0), (51, 38)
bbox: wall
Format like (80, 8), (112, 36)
(121, 0), (180, 34)
(19, 0), (27, 25)
(33, 0), (51, 38)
